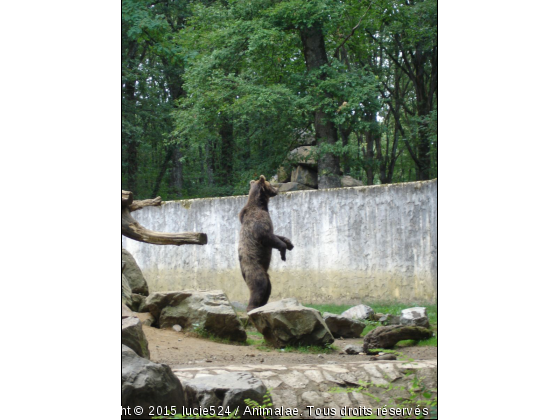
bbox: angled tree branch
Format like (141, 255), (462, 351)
(334, 1), (374, 58)
(367, 29), (415, 82)
(121, 190), (207, 246)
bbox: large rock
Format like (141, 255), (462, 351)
(277, 182), (315, 192)
(122, 274), (133, 309)
(178, 372), (267, 418)
(122, 302), (133, 319)
(379, 314), (402, 325)
(248, 298), (334, 348)
(122, 345), (185, 420)
(291, 165), (318, 188)
(401, 307), (430, 328)
(343, 344), (364, 355)
(323, 312), (365, 338)
(122, 248), (149, 296)
(287, 146), (317, 168)
(277, 165), (291, 183)
(122, 316), (150, 359)
(145, 290), (247, 342)
(341, 304), (375, 321)
(341, 175), (364, 187)
(131, 293), (148, 313)
(363, 325), (432, 351)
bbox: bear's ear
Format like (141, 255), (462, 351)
(258, 175), (266, 184)
(250, 180), (256, 185)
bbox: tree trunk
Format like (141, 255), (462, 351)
(170, 146), (183, 196)
(166, 70), (186, 194)
(299, 25), (341, 189)
(339, 127), (351, 175)
(151, 147), (174, 198)
(219, 118), (234, 182)
(365, 130), (375, 185)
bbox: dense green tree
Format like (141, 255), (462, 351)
(122, 0), (437, 199)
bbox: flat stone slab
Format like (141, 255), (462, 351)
(176, 372), (267, 417)
(172, 360), (437, 419)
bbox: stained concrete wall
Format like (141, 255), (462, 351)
(122, 179), (437, 304)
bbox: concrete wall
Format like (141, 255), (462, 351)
(122, 179), (437, 304)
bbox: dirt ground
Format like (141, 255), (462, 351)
(136, 313), (437, 369)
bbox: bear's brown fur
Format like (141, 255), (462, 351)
(238, 175), (294, 312)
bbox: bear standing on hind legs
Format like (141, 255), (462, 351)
(238, 175), (294, 312)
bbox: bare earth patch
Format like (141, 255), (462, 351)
(140, 322), (436, 369)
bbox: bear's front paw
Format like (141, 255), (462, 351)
(285, 240), (294, 251)
(280, 249), (287, 261)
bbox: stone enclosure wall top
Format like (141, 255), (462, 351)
(122, 180), (437, 304)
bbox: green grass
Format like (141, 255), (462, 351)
(304, 301), (438, 347)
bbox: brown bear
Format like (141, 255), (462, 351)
(238, 175), (294, 312)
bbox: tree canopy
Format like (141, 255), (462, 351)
(122, 0), (437, 199)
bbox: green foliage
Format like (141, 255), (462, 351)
(123, 0), (437, 198)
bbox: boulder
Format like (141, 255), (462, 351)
(373, 313), (386, 321)
(122, 274), (133, 309)
(323, 312), (365, 338)
(379, 314), (402, 325)
(121, 249), (149, 296)
(363, 325), (432, 351)
(277, 165), (291, 183)
(122, 345), (185, 420)
(287, 146), (317, 168)
(145, 290), (247, 342)
(122, 302), (133, 319)
(122, 316), (150, 359)
(341, 304), (375, 321)
(341, 175), (364, 187)
(248, 298), (334, 348)
(343, 344), (363, 355)
(130, 293), (148, 313)
(401, 307), (430, 328)
(291, 165), (318, 188)
(277, 182), (315, 192)
(178, 372), (268, 418)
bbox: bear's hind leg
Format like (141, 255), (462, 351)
(245, 267), (271, 312)
(264, 272), (272, 305)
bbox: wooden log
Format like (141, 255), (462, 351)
(122, 190), (133, 207)
(129, 196), (162, 212)
(363, 325), (432, 351)
(122, 207), (207, 246)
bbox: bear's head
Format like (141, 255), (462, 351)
(249, 175), (278, 199)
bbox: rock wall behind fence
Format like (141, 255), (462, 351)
(122, 179), (437, 304)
